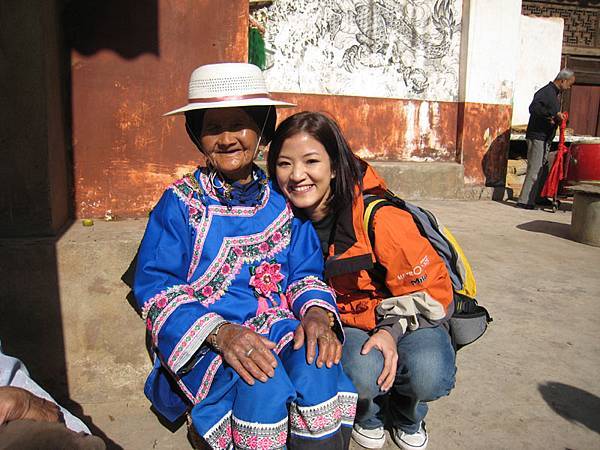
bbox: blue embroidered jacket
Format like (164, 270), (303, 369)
(133, 167), (340, 421)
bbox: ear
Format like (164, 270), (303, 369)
(185, 121), (204, 152)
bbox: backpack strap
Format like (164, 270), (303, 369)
(363, 195), (389, 247)
(364, 191), (465, 292)
(362, 194), (395, 290)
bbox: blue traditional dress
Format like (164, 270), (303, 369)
(134, 166), (357, 449)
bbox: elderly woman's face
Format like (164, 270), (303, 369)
(200, 108), (260, 183)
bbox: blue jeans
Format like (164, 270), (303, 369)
(341, 326), (456, 434)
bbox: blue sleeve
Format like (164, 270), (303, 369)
(133, 189), (226, 374)
(285, 218), (344, 340)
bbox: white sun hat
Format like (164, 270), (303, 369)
(164, 63), (295, 116)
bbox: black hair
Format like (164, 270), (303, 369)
(184, 105), (277, 152)
(267, 111), (362, 215)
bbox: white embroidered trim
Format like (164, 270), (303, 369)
(168, 314), (226, 373)
(289, 391), (358, 439)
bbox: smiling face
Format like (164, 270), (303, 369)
(275, 132), (335, 221)
(200, 108), (260, 184)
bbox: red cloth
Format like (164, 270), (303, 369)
(541, 112), (569, 198)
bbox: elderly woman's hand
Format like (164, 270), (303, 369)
(293, 307), (341, 368)
(215, 324), (278, 385)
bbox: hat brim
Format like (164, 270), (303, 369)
(163, 98), (296, 116)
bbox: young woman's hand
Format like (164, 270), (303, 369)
(294, 307), (342, 368)
(361, 328), (398, 391)
(216, 324), (278, 385)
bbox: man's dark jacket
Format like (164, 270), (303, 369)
(526, 82), (560, 141)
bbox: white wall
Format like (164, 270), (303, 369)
(253, 0), (463, 101)
(459, 0), (522, 105)
(511, 15), (564, 126)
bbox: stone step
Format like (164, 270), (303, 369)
(369, 161), (464, 200)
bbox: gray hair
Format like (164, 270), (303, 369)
(555, 68), (575, 80)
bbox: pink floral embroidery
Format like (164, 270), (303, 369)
(258, 242), (270, 253)
(221, 263), (231, 275)
(278, 293), (289, 310)
(295, 414), (308, 429)
(277, 431), (287, 445)
(202, 285), (214, 297)
(233, 246), (243, 256)
(146, 318), (152, 330)
(312, 415), (328, 429)
(249, 262), (284, 299)
(333, 406), (342, 420)
(257, 437), (272, 449)
(272, 231), (282, 243)
(156, 297), (167, 308)
(256, 297), (270, 316)
(246, 435), (258, 448)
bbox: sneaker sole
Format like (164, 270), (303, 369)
(390, 432), (428, 450)
(351, 429), (386, 449)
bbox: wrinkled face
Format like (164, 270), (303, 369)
(275, 132), (335, 221)
(200, 108), (259, 183)
(557, 76), (576, 91)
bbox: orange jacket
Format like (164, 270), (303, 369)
(324, 161), (454, 332)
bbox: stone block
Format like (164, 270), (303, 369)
(368, 162), (465, 200)
(570, 185), (600, 247)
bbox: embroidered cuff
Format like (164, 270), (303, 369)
(168, 313), (227, 374)
(142, 287), (198, 346)
(289, 391), (358, 439)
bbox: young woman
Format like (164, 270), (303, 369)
(268, 112), (456, 450)
(134, 66), (356, 449)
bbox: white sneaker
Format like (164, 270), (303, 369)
(351, 423), (386, 449)
(391, 422), (428, 450)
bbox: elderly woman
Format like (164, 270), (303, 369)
(133, 64), (356, 449)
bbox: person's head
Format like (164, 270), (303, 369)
(554, 68), (576, 91)
(185, 106), (275, 183)
(164, 63), (294, 183)
(268, 112), (362, 221)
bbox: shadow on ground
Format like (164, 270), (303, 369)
(538, 382), (600, 434)
(61, 398), (123, 450)
(516, 220), (572, 240)
(496, 198), (573, 213)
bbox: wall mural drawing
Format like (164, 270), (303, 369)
(252, 0), (462, 101)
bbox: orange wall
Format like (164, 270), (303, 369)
(274, 94), (511, 187)
(71, 0), (248, 219)
(70, 1), (511, 218)
(273, 93), (459, 162)
(458, 103), (512, 186)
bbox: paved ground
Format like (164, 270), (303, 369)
(3, 199), (600, 449)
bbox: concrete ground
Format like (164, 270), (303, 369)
(2, 199), (599, 449)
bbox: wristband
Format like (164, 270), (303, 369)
(208, 321), (228, 354)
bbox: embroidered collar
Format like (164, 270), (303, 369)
(195, 166), (268, 209)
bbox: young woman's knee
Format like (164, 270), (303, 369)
(398, 353), (456, 401)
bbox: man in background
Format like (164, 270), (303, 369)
(517, 68), (575, 209)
